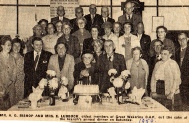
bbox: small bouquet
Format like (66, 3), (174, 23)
(38, 78), (47, 89)
(46, 70), (56, 80)
(58, 76), (69, 101)
(48, 78), (59, 90)
(108, 69), (117, 76)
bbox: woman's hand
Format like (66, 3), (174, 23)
(167, 92), (174, 100)
(80, 69), (89, 77)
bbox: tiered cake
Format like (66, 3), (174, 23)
(74, 84), (99, 94)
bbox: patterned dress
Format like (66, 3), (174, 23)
(11, 53), (25, 103)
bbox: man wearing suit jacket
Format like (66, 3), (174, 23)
(84, 4), (101, 32)
(135, 22), (151, 63)
(99, 40), (126, 93)
(175, 33), (189, 106)
(51, 6), (70, 25)
(48, 41), (75, 91)
(24, 37), (52, 98)
(99, 6), (115, 36)
(118, 1), (142, 34)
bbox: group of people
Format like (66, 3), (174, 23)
(0, 1), (189, 111)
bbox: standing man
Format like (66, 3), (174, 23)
(99, 40), (126, 93)
(84, 4), (101, 32)
(70, 7), (84, 34)
(99, 6), (115, 36)
(51, 6), (70, 25)
(175, 33), (189, 107)
(118, 1), (142, 34)
(135, 22), (151, 63)
(24, 37), (52, 98)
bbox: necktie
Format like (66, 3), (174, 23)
(104, 18), (107, 22)
(91, 15), (94, 23)
(128, 15), (131, 20)
(34, 53), (39, 70)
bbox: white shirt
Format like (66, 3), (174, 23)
(137, 33), (143, 41)
(34, 50), (41, 70)
(118, 33), (140, 57)
(59, 16), (63, 21)
(126, 14), (133, 20)
(103, 17), (108, 22)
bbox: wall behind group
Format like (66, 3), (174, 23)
(0, 0), (189, 40)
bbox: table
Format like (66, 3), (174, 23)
(8, 97), (169, 111)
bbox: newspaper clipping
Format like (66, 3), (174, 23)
(0, 0), (189, 122)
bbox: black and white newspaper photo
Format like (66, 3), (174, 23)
(0, 0), (189, 122)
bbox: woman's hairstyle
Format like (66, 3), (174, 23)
(54, 41), (68, 54)
(62, 21), (73, 30)
(92, 39), (104, 51)
(156, 26), (168, 33)
(11, 37), (25, 56)
(76, 17), (87, 26)
(123, 21), (134, 33)
(47, 23), (56, 33)
(91, 25), (100, 32)
(131, 46), (143, 56)
(161, 46), (174, 54)
(0, 36), (12, 52)
(38, 19), (48, 25)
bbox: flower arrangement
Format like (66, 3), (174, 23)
(108, 69), (117, 76)
(48, 78), (59, 90)
(46, 70), (56, 80)
(58, 76), (69, 101)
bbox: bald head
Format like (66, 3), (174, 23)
(101, 6), (109, 18)
(124, 2), (134, 15)
(57, 6), (65, 17)
(89, 4), (97, 15)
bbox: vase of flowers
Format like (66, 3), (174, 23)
(58, 76), (69, 102)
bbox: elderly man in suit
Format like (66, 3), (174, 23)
(51, 6), (70, 25)
(84, 4), (101, 32)
(135, 22), (151, 63)
(99, 6), (115, 36)
(118, 1), (142, 34)
(99, 40), (126, 93)
(48, 41), (75, 91)
(24, 37), (52, 98)
(175, 33), (189, 107)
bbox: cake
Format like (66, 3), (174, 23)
(74, 84), (99, 94)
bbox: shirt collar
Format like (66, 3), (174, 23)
(107, 53), (114, 61)
(59, 16), (63, 20)
(34, 50), (41, 56)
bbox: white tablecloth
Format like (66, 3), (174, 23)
(8, 97), (169, 112)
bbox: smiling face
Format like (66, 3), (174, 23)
(125, 2), (134, 15)
(91, 28), (98, 38)
(161, 50), (171, 61)
(56, 22), (63, 33)
(1, 40), (11, 53)
(113, 23), (121, 34)
(132, 49), (141, 61)
(62, 24), (71, 35)
(124, 24), (131, 34)
(104, 27), (112, 36)
(57, 6), (65, 17)
(82, 53), (93, 65)
(154, 41), (162, 54)
(104, 41), (114, 55)
(101, 7), (109, 18)
(89, 4), (97, 15)
(47, 24), (55, 35)
(178, 34), (188, 48)
(32, 40), (43, 53)
(77, 19), (85, 29)
(75, 7), (83, 18)
(157, 28), (166, 39)
(57, 44), (66, 57)
(12, 42), (21, 54)
(34, 26), (42, 36)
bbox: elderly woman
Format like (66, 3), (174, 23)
(10, 38), (25, 104)
(72, 17), (91, 52)
(57, 22), (81, 63)
(83, 25), (103, 52)
(0, 37), (17, 109)
(55, 20), (63, 37)
(113, 22), (123, 38)
(118, 22), (140, 61)
(26, 24), (43, 52)
(74, 50), (96, 85)
(42, 23), (59, 54)
(38, 19), (48, 36)
(48, 41), (74, 91)
(151, 46), (182, 110)
(126, 47), (149, 91)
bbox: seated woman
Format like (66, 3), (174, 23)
(151, 46), (182, 111)
(48, 41), (74, 91)
(126, 47), (149, 94)
(10, 37), (25, 104)
(74, 50), (96, 85)
(0, 37), (17, 110)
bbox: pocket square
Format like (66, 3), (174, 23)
(43, 61), (47, 63)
